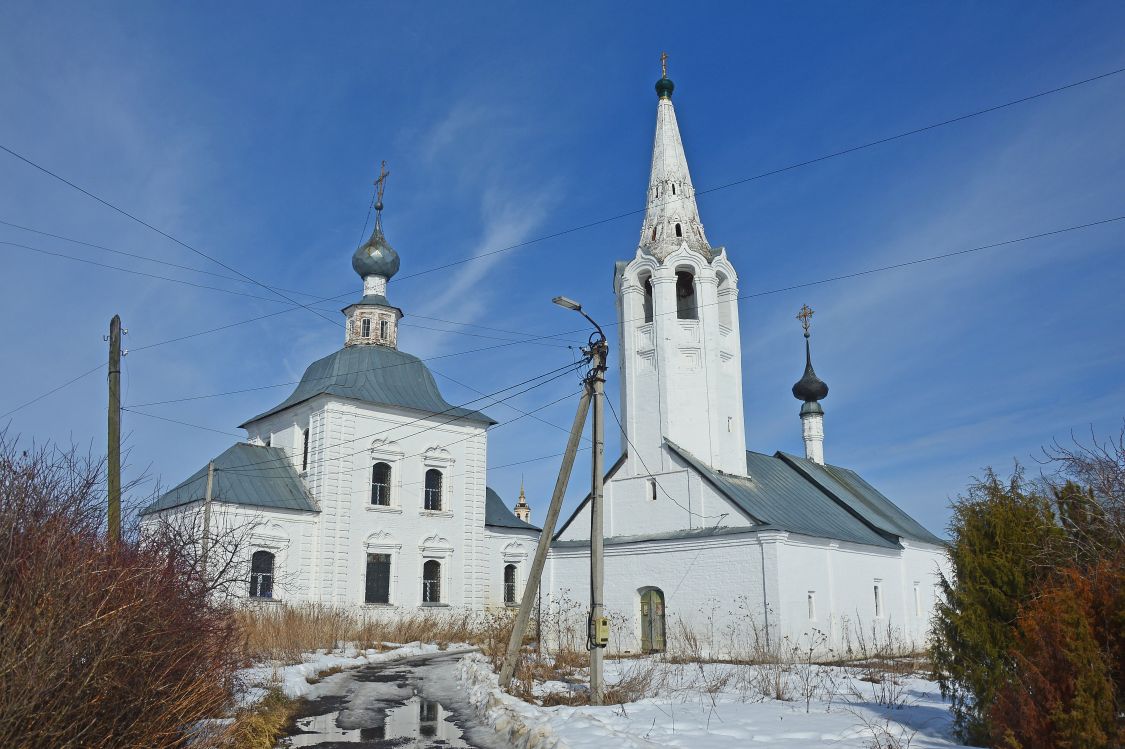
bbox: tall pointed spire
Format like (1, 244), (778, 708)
(639, 53), (711, 261)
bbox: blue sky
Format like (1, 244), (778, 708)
(1, 2), (1123, 536)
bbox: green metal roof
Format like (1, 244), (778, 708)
(485, 487), (539, 531)
(778, 453), (944, 545)
(665, 441), (901, 549)
(139, 442), (317, 516)
(240, 344), (495, 427)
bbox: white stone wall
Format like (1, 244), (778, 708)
(243, 393), (491, 609)
(483, 527), (538, 608)
(544, 531), (948, 657)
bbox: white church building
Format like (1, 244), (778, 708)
(141, 68), (947, 655)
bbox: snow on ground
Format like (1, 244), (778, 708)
(459, 654), (976, 749)
(236, 641), (448, 706)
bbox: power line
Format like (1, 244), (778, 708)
(122, 408), (245, 438)
(220, 387), (583, 479)
(603, 396), (727, 521)
(0, 362), (106, 420)
(387, 65), (1125, 283)
(223, 362), (585, 474)
(0, 144), (342, 329)
(0, 218), (582, 344)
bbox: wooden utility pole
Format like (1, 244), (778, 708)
(588, 339), (608, 705)
(201, 460), (215, 582)
(498, 387), (592, 688)
(107, 315), (122, 544)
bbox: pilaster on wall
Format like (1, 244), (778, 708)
(757, 531), (787, 648)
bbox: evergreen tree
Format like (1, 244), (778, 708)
(930, 465), (1063, 744)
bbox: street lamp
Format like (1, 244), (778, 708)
(553, 295), (608, 705)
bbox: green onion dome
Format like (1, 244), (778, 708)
(352, 225), (400, 280)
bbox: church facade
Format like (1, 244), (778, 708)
(141, 70), (947, 655)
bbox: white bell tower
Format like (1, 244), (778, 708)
(616, 62), (748, 477)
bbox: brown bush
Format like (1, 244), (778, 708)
(0, 436), (241, 748)
(993, 565), (1122, 749)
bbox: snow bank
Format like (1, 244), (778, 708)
(457, 654), (662, 749)
(237, 641), (444, 703)
(457, 654), (973, 749)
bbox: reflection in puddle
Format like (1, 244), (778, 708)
(284, 695), (471, 747)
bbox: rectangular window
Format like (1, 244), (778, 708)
(365, 553), (391, 604)
(807, 591), (816, 620)
(874, 582), (883, 618)
(379, 319), (388, 339)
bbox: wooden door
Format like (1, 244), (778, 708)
(640, 589), (666, 653)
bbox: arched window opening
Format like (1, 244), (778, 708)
(422, 560), (441, 604)
(675, 271), (698, 320)
(360, 317), (371, 338)
(249, 550), (275, 599)
(380, 319), (388, 339)
(647, 478), (658, 501)
(675, 223), (682, 237)
(717, 274), (733, 329)
(642, 276), (654, 323)
(365, 552), (391, 604)
(650, 226), (656, 242)
(265, 436), (271, 447)
(424, 469), (443, 511)
(671, 183), (676, 196)
(301, 428), (310, 471)
(503, 564), (517, 605)
(371, 462), (391, 506)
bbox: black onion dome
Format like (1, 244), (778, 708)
(352, 225), (400, 279)
(792, 338), (829, 402)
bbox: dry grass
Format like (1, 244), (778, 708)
(236, 602), (517, 661)
(223, 689), (296, 749)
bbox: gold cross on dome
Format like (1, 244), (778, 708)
(796, 304), (814, 335)
(660, 51), (669, 78)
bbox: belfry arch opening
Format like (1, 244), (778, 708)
(641, 274), (654, 323)
(675, 270), (698, 320)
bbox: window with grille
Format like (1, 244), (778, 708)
(361, 317), (371, 337)
(301, 428), (310, 471)
(365, 553), (391, 604)
(874, 582), (883, 618)
(424, 469), (443, 511)
(371, 462), (391, 506)
(422, 560), (441, 604)
(249, 550), (274, 599)
(380, 319), (388, 339)
(504, 563), (517, 605)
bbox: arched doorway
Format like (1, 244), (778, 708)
(639, 587), (666, 653)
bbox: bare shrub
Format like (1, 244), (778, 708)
(0, 434), (241, 748)
(848, 709), (918, 749)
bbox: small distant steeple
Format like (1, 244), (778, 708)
(792, 305), (829, 465)
(513, 478), (531, 523)
(639, 52), (711, 261)
(344, 160), (403, 348)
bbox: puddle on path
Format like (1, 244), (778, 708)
(283, 694), (473, 748)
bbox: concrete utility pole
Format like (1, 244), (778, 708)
(107, 315), (122, 544)
(201, 460), (215, 583)
(588, 335), (608, 705)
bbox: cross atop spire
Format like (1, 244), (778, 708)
(797, 304), (814, 338)
(660, 50), (668, 78)
(373, 160), (390, 232)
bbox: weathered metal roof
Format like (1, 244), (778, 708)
(779, 453), (944, 545)
(485, 487), (540, 531)
(240, 345), (495, 427)
(665, 441), (903, 549)
(139, 442), (318, 516)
